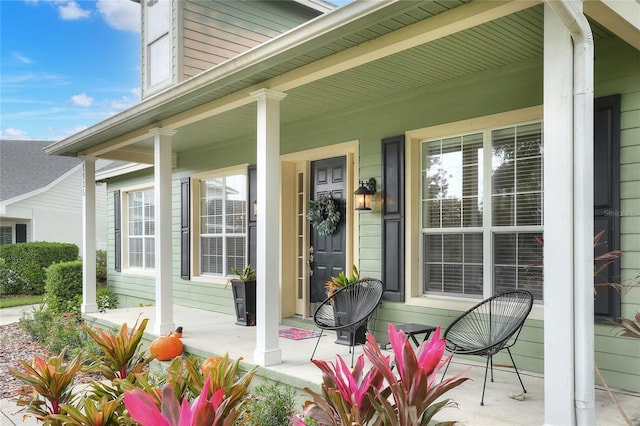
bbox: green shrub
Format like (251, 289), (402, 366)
(0, 242), (78, 294)
(19, 306), (101, 359)
(245, 381), (297, 426)
(96, 249), (107, 284)
(0, 258), (36, 295)
(44, 260), (83, 313)
(97, 288), (119, 311)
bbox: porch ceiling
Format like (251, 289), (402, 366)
(46, 1), (617, 159)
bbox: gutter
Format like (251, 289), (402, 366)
(544, 1), (594, 424)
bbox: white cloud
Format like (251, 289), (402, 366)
(1, 128), (31, 140)
(70, 93), (94, 107)
(58, 1), (90, 20)
(96, 0), (140, 33)
(110, 95), (138, 110)
(12, 52), (33, 64)
(131, 87), (141, 99)
(63, 125), (88, 136)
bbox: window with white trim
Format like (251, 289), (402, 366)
(421, 122), (543, 300)
(127, 189), (155, 270)
(198, 173), (247, 276)
(0, 226), (12, 245)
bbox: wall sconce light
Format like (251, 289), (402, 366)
(253, 201), (258, 216)
(354, 178), (376, 211)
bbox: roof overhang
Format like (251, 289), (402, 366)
(44, 0), (637, 162)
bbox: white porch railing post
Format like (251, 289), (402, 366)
(251, 88), (286, 366)
(150, 127), (177, 336)
(81, 157), (98, 314)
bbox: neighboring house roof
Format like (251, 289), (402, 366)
(0, 139), (81, 203)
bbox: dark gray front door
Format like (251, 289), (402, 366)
(309, 156), (346, 306)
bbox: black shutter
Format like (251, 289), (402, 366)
(381, 135), (405, 301)
(594, 94), (621, 322)
(247, 165), (257, 268)
(15, 224), (26, 243)
(180, 178), (191, 280)
(114, 190), (121, 272)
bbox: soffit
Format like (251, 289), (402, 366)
(166, 4), (617, 155)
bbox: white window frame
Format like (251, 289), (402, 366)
(122, 185), (155, 275)
(0, 226), (12, 245)
(191, 167), (248, 283)
(405, 106), (545, 319)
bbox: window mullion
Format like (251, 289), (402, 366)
(482, 129), (493, 299)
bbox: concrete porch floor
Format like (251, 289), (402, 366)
(83, 305), (639, 425)
(2, 304), (639, 425)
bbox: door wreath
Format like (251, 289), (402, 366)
(307, 193), (341, 236)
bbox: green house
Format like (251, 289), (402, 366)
(46, 1), (640, 424)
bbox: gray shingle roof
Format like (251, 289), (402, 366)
(0, 140), (81, 202)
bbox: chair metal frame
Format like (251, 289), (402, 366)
(310, 278), (383, 367)
(441, 290), (534, 405)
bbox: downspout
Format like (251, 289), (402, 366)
(545, 1), (595, 424)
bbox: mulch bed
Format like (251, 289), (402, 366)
(0, 323), (102, 399)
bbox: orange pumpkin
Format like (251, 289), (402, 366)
(171, 326), (183, 338)
(149, 334), (183, 361)
(200, 356), (223, 375)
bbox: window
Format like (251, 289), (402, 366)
(145, 0), (170, 90)
(0, 226), (12, 245)
(199, 173), (247, 276)
(421, 122), (543, 300)
(128, 189), (155, 269)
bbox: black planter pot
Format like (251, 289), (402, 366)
(230, 279), (256, 326)
(335, 324), (368, 346)
(333, 289), (367, 346)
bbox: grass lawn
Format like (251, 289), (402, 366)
(0, 294), (43, 309)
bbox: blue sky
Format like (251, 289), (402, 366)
(1, 0), (141, 141)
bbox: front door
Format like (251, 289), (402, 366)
(309, 156), (347, 312)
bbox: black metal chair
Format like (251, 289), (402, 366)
(310, 278), (383, 367)
(441, 290), (534, 405)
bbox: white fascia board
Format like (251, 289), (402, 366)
(1, 164), (83, 207)
(585, 0), (640, 49)
(294, 0), (335, 13)
(96, 163), (153, 181)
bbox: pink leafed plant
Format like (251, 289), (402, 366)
(302, 323), (468, 425)
(124, 375), (238, 426)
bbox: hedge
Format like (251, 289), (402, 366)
(44, 260), (83, 313)
(0, 242), (78, 295)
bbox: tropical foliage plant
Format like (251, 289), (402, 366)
(8, 349), (83, 425)
(81, 317), (152, 380)
(124, 375), (243, 426)
(300, 323), (468, 425)
(325, 264), (360, 298)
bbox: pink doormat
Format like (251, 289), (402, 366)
(278, 327), (321, 340)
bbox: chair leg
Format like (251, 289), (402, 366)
(490, 353), (495, 382)
(481, 355), (491, 406)
(310, 330), (324, 361)
(440, 352), (455, 383)
(507, 348), (527, 394)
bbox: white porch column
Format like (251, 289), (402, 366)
(543, 4), (575, 425)
(150, 127), (177, 335)
(81, 158), (98, 313)
(251, 88), (286, 366)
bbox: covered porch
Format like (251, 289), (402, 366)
(84, 305), (640, 425)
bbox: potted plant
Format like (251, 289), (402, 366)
(326, 265), (368, 345)
(228, 265), (256, 326)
